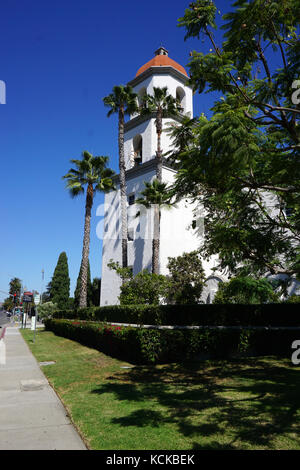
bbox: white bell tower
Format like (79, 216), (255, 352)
(100, 48), (203, 306)
(124, 46), (193, 170)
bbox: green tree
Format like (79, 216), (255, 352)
(50, 252), (70, 309)
(108, 261), (167, 305)
(173, 0), (300, 278)
(63, 151), (115, 307)
(103, 85), (138, 269)
(141, 86), (181, 181)
(74, 260), (93, 308)
(3, 297), (13, 311)
(92, 277), (101, 306)
(9, 277), (21, 304)
(136, 179), (174, 274)
(213, 276), (279, 304)
(165, 250), (206, 304)
(42, 282), (52, 303)
(37, 301), (57, 320)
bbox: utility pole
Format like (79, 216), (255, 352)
(41, 269), (44, 305)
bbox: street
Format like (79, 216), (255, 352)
(0, 310), (9, 328)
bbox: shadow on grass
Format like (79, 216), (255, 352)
(91, 357), (300, 449)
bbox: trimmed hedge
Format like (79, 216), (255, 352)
(44, 318), (300, 364)
(52, 303), (300, 327)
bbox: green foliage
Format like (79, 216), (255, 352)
(50, 252), (70, 309)
(37, 301), (58, 320)
(3, 297), (13, 311)
(103, 85), (138, 117)
(62, 151), (115, 198)
(107, 260), (133, 282)
(42, 282), (51, 303)
(119, 270), (168, 306)
(45, 318), (299, 364)
(284, 294), (300, 303)
(165, 250), (206, 304)
(52, 303), (300, 328)
(213, 276), (279, 304)
(135, 179), (174, 209)
(173, 0), (300, 278)
(141, 86), (182, 119)
(108, 261), (168, 305)
(92, 277), (101, 307)
(9, 277), (21, 297)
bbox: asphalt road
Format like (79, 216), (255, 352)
(0, 310), (9, 328)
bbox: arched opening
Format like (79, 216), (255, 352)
(204, 276), (224, 304)
(176, 86), (185, 113)
(138, 87), (147, 108)
(133, 134), (143, 166)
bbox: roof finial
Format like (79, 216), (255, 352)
(155, 45), (168, 56)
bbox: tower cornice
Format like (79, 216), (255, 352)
(127, 66), (192, 89)
(112, 158), (176, 184)
(124, 111), (188, 133)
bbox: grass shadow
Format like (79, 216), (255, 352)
(91, 357), (300, 449)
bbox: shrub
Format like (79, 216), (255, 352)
(52, 303), (300, 327)
(164, 250), (206, 304)
(44, 318), (299, 364)
(213, 277), (279, 304)
(37, 302), (58, 320)
(119, 270), (168, 305)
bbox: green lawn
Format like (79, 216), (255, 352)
(21, 328), (300, 450)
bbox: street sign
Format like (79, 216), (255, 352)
(34, 295), (40, 305)
(23, 293), (33, 303)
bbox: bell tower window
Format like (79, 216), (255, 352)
(133, 134), (143, 166)
(176, 86), (185, 114)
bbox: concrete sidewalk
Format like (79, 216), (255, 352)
(0, 326), (87, 450)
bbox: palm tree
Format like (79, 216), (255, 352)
(103, 85), (138, 269)
(135, 179), (174, 274)
(165, 116), (197, 166)
(141, 87), (181, 182)
(63, 151), (115, 308)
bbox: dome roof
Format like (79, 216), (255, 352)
(136, 47), (188, 78)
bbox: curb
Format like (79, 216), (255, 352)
(0, 327), (6, 341)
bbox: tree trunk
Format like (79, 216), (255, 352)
(152, 204), (160, 274)
(119, 107), (128, 269)
(79, 183), (93, 308)
(155, 109), (163, 182)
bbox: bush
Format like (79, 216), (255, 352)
(165, 250), (206, 304)
(213, 277), (279, 304)
(52, 303), (300, 327)
(44, 318), (300, 364)
(285, 295), (300, 303)
(37, 302), (58, 320)
(119, 270), (168, 305)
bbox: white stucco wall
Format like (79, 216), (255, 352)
(100, 165), (223, 306)
(100, 64), (223, 306)
(124, 68), (193, 171)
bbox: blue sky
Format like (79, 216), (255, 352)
(0, 0), (231, 301)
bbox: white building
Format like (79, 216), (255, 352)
(100, 47), (225, 306)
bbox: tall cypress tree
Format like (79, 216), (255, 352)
(74, 260), (93, 308)
(92, 277), (101, 306)
(50, 252), (70, 309)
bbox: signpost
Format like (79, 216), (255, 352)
(22, 292), (33, 329)
(31, 307), (37, 343)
